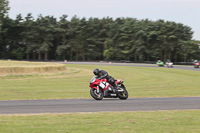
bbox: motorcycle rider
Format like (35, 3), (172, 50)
(93, 68), (118, 95)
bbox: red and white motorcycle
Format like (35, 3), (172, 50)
(89, 76), (128, 100)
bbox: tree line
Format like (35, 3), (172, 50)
(1, 0), (200, 62)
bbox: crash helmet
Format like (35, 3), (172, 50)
(93, 68), (100, 75)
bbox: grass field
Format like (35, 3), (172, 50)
(1, 110), (200, 133)
(0, 62), (200, 100)
(0, 61), (200, 133)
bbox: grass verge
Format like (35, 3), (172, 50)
(0, 110), (200, 133)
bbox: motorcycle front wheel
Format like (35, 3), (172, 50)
(90, 88), (103, 100)
(117, 86), (128, 100)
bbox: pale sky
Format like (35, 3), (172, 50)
(8, 0), (200, 40)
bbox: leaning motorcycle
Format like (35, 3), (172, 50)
(166, 62), (173, 68)
(89, 76), (128, 100)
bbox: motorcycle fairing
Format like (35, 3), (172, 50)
(89, 76), (113, 91)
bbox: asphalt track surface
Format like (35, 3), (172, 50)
(1, 97), (200, 114)
(0, 62), (200, 114)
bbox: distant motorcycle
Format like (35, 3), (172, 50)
(193, 60), (200, 68)
(156, 60), (164, 67)
(89, 76), (128, 100)
(166, 62), (173, 68)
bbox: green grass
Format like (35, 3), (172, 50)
(0, 64), (200, 100)
(0, 110), (200, 133)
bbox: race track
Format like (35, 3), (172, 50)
(63, 61), (200, 71)
(0, 62), (200, 114)
(1, 97), (200, 114)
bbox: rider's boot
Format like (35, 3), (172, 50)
(112, 83), (118, 93)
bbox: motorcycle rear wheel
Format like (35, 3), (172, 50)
(90, 88), (103, 100)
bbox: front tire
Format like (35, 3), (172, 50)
(90, 88), (103, 100)
(117, 86), (128, 100)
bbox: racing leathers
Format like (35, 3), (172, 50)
(96, 70), (118, 92)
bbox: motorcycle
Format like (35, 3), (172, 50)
(193, 60), (200, 68)
(166, 62), (173, 68)
(156, 60), (164, 67)
(89, 76), (128, 100)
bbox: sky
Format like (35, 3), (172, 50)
(8, 0), (200, 40)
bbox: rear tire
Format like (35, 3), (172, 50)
(117, 86), (128, 100)
(90, 88), (103, 100)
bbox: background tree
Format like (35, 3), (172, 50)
(56, 15), (70, 60)
(0, 0), (10, 58)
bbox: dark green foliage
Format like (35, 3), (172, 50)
(0, 1), (200, 61)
